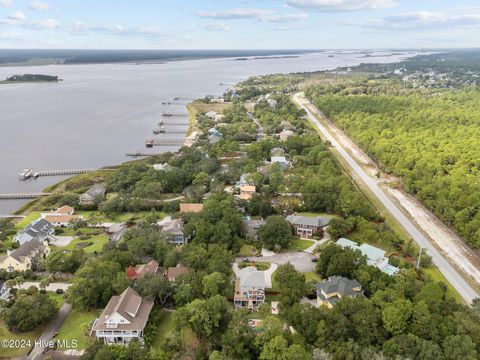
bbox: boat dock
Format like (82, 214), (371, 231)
(0, 193), (50, 200)
(19, 168), (98, 180)
(126, 152), (162, 157)
(145, 139), (185, 147)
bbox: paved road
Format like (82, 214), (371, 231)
(236, 252), (316, 273)
(16, 282), (72, 292)
(28, 303), (72, 360)
(293, 93), (479, 304)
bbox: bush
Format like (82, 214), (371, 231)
(56, 288), (64, 294)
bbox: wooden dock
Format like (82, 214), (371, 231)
(0, 193), (50, 200)
(19, 168), (98, 180)
(126, 152), (162, 157)
(146, 139), (185, 147)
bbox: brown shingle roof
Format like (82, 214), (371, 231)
(56, 205), (74, 214)
(92, 287), (154, 332)
(166, 265), (189, 281)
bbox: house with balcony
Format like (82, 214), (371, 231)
(286, 214), (331, 238)
(0, 240), (50, 272)
(91, 287), (154, 345)
(234, 266), (265, 310)
(14, 218), (55, 246)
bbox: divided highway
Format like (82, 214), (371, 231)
(293, 93), (479, 304)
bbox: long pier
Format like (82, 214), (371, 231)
(126, 152), (162, 157)
(146, 139), (185, 147)
(19, 168), (98, 180)
(0, 193), (50, 200)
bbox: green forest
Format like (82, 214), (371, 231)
(305, 83), (480, 249)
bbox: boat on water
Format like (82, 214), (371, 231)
(145, 139), (154, 148)
(162, 111), (173, 117)
(158, 120), (164, 125)
(153, 126), (165, 134)
(19, 169), (39, 180)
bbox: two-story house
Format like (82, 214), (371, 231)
(161, 218), (188, 245)
(15, 218), (55, 246)
(79, 184), (106, 206)
(286, 214), (331, 238)
(234, 266), (266, 310)
(91, 287), (154, 345)
(0, 240), (50, 272)
(315, 276), (364, 308)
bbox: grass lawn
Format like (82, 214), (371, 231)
(0, 322), (44, 358)
(303, 272), (322, 283)
(238, 244), (257, 257)
(151, 311), (175, 351)
(289, 238), (315, 251)
(265, 293), (281, 302)
(423, 267), (464, 304)
(58, 234), (109, 253)
(56, 309), (99, 350)
(300, 212), (338, 219)
(48, 292), (66, 308)
(14, 211), (41, 229)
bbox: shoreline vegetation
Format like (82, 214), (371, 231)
(0, 74), (60, 84)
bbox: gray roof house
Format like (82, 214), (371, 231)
(315, 276), (364, 308)
(286, 214), (331, 238)
(79, 184), (106, 206)
(162, 218), (188, 245)
(241, 218), (266, 240)
(15, 218), (55, 246)
(234, 266), (266, 310)
(336, 238), (399, 275)
(91, 287), (154, 345)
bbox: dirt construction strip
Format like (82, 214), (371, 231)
(293, 92), (480, 304)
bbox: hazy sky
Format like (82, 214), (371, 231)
(0, 0), (479, 49)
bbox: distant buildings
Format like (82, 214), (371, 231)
(79, 184), (106, 206)
(15, 218), (55, 246)
(126, 260), (159, 280)
(91, 287), (154, 345)
(234, 266), (266, 310)
(0, 240), (50, 272)
(179, 203), (204, 214)
(161, 218), (188, 245)
(271, 156), (290, 170)
(286, 215), (331, 238)
(315, 276), (364, 308)
(153, 163), (171, 172)
(336, 238), (399, 275)
(239, 185), (256, 201)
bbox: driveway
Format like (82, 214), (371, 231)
(49, 236), (76, 247)
(304, 230), (330, 254)
(16, 282), (72, 292)
(29, 303), (72, 360)
(236, 251), (316, 273)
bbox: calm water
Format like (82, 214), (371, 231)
(0, 50), (418, 214)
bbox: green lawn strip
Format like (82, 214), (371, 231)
(289, 238), (315, 251)
(58, 234), (109, 253)
(150, 311), (175, 351)
(14, 211), (41, 229)
(423, 267), (464, 304)
(238, 244), (257, 257)
(56, 309), (99, 350)
(0, 322), (44, 358)
(48, 292), (66, 308)
(303, 272), (322, 283)
(299, 212), (339, 219)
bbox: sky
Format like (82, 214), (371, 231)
(0, 0), (480, 49)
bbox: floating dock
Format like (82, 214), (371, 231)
(0, 193), (50, 200)
(126, 152), (162, 157)
(145, 139), (185, 147)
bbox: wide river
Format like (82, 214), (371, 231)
(0, 50), (418, 214)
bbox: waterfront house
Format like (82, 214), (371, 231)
(0, 240), (50, 272)
(286, 215), (331, 238)
(79, 184), (106, 206)
(239, 185), (256, 201)
(91, 287), (154, 345)
(41, 205), (83, 227)
(15, 218), (55, 246)
(315, 276), (364, 308)
(166, 264), (189, 282)
(162, 218), (188, 245)
(153, 163), (171, 172)
(234, 266), (266, 310)
(179, 203), (204, 214)
(336, 238), (399, 275)
(205, 111), (217, 119)
(126, 260), (160, 280)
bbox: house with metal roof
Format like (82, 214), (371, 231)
(315, 276), (364, 308)
(234, 266), (266, 310)
(336, 238), (399, 275)
(286, 214), (331, 238)
(14, 218), (55, 246)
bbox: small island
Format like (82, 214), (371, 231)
(1, 74), (60, 84)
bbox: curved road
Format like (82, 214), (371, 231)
(293, 92), (479, 304)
